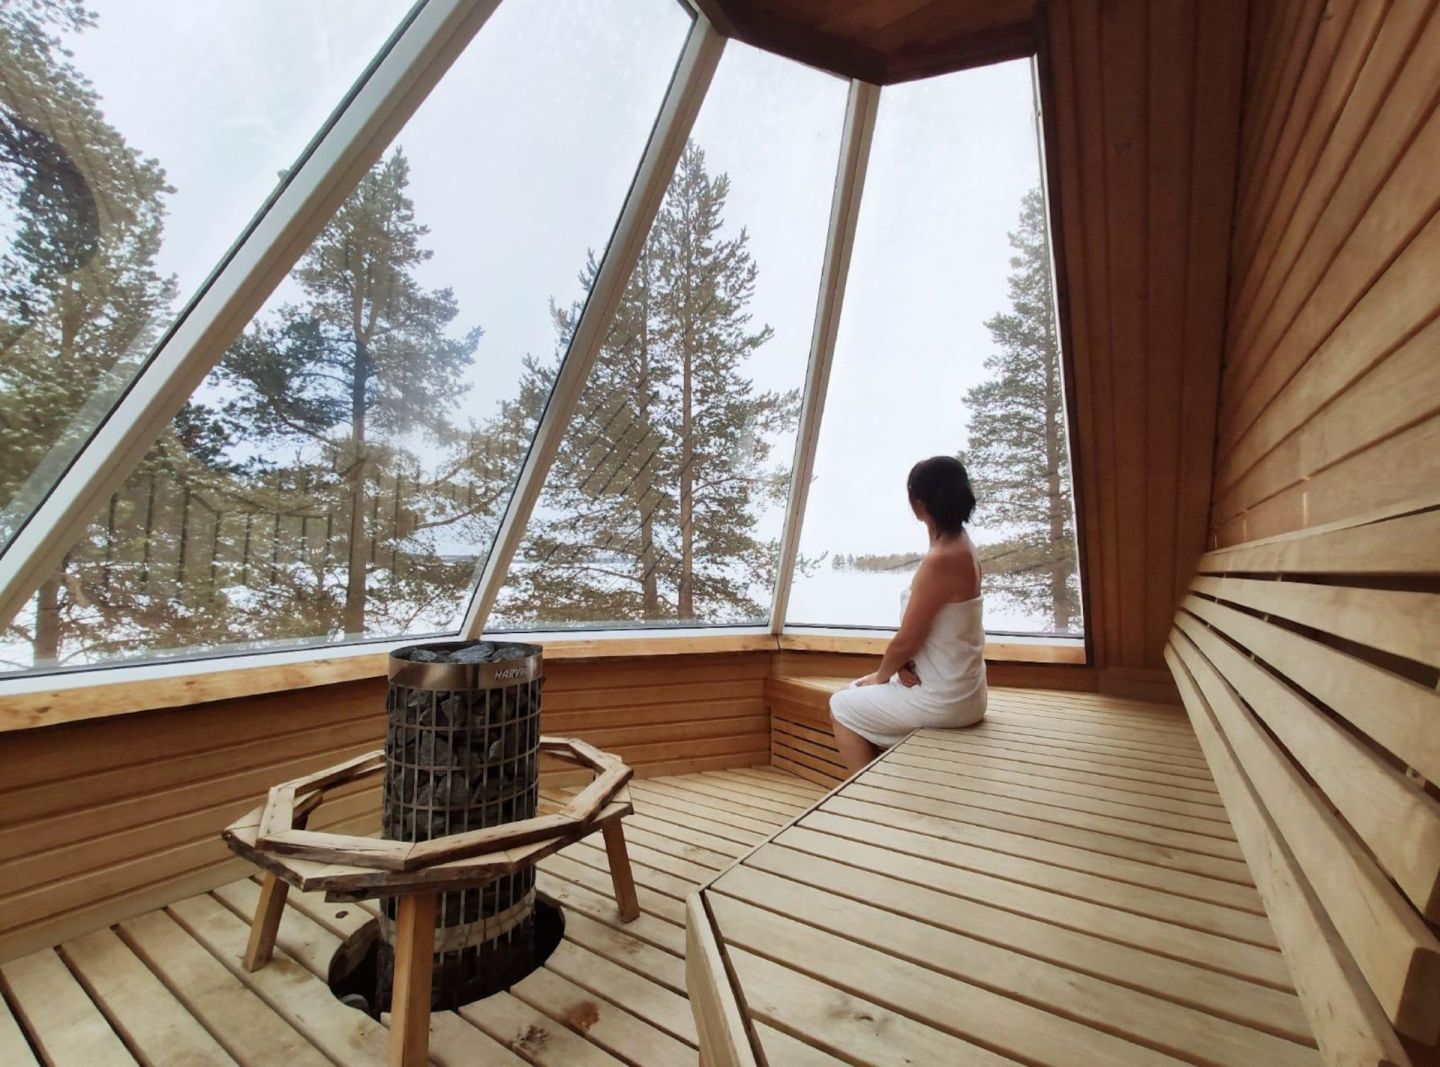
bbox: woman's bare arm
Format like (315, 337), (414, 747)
(860, 553), (963, 684)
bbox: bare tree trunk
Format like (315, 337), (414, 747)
(1044, 350), (1072, 632)
(678, 280), (695, 620)
(34, 570), (62, 665)
(637, 260), (660, 617)
(343, 341), (370, 636)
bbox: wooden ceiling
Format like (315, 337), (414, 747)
(690, 0), (1038, 84)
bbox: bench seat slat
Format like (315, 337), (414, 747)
(1190, 575), (1440, 668)
(1170, 628), (1440, 1043)
(1167, 645), (1414, 1067)
(1174, 611), (1440, 919)
(1183, 595), (1440, 783)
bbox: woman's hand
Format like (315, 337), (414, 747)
(854, 672), (883, 687)
(898, 661), (921, 688)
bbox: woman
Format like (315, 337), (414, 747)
(829, 455), (987, 775)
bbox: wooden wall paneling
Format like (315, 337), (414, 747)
(1054, 0), (1124, 673)
(1229, 0), (1366, 278)
(1143, 0), (1194, 667)
(1043, 0), (1244, 678)
(1199, 496), (1440, 576)
(0, 652), (774, 962)
(1223, 168), (1440, 463)
(1214, 212), (1440, 542)
(1218, 102), (1440, 489)
(0, 680), (385, 793)
(1224, 1), (1440, 402)
(1227, 0), (1411, 344)
(1174, 0), (1245, 612)
(1037, 0), (1103, 671)
(1213, 12), (1440, 526)
(1217, 313), (1440, 536)
(1097, 0), (1149, 668)
(1219, 395), (1440, 543)
(1235, 0), (1323, 209)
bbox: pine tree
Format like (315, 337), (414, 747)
(0, 3), (182, 665)
(215, 149), (489, 638)
(498, 141), (796, 625)
(963, 188), (1080, 632)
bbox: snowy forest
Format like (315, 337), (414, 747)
(0, 4), (1078, 671)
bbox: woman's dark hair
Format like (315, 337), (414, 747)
(907, 456), (976, 536)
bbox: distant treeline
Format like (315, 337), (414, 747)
(830, 552), (923, 573)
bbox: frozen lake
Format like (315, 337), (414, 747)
(786, 567), (1067, 635)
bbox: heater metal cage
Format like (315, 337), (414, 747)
(380, 640), (543, 1008)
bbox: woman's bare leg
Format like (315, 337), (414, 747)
(830, 713), (881, 776)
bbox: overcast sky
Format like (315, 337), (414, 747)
(54, 0), (1053, 628)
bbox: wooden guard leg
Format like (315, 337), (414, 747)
(388, 892), (437, 1067)
(602, 819), (640, 922)
(243, 873), (290, 972)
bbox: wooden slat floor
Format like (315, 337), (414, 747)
(0, 767), (824, 1067)
(698, 695), (1328, 1066)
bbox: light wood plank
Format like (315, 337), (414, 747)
(799, 808), (1275, 946)
(774, 825), (1293, 989)
(460, 988), (626, 1067)
(714, 863), (1317, 1065)
(1168, 646), (1414, 1067)
(533, 869), (685, 958)
(61, 927), (236, 1065)
(865, 764), (1246, 863)
(741, 842), (1313, 1043)
(118, 908), (331, 1067)
(1183, 595), (1440, 782)
(725, 945), (1015, 1066)
(0, 990), (36, 1066)
(1175, 611), (1440, 918)
(753, 1022), (846, 1066)
(843, 779), (1255, 884)
(555, 909), (686, 996)
(0, 949), (138, 1066)
(820, 793), (1265, 913)
(876, 755), (1240, 846)
(544, 940), (696, 1045)
(1192, 574), (1440, 669)
(166, 893), (390, 1065)
(1170, 629), (1440, 1043)
(709, 893), (1189, 1066)
(509, 965), (693, 1067)
(684, 895), (758, 1067)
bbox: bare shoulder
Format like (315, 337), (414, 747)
(918, 537), (980, 599)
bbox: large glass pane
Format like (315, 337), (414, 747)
(489, 44), (847, 631)
(786, 60), (1083, 636)
(0, 0), (412, 547)
(0, 0), (692, 674)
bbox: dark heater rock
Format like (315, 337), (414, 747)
(379, 640), (543, 1011)
(448, 641), (499, 664)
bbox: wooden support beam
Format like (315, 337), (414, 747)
(387, 891), (437, 1067)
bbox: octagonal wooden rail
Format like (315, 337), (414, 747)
(221, 737), (639, 1067)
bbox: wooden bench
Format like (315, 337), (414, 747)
(764, 675), (850, 785)
(1166, 498), (1440, 1067)
(688, 691), (1324, 1064)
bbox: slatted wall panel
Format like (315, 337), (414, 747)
(1167, 504), (1440, 1066)
(1167, 9), (1440, 1061)
(0, 653), (770, 962)
(1043, 0), (1247, 682)
(1211, 0), (1440, 546)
